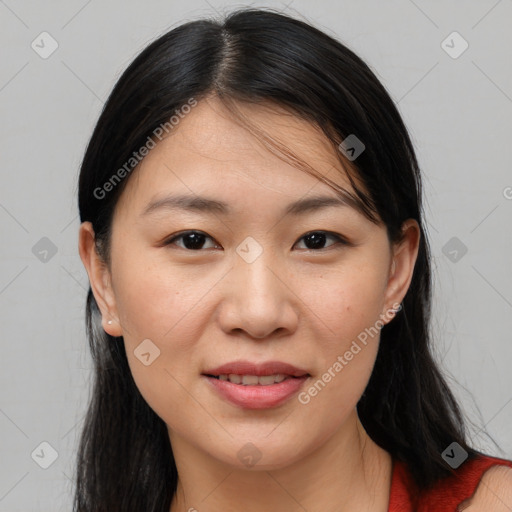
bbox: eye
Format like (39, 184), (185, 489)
(294, 231), (347, 251)
(163, 230), (348, 252)
(164, 230), (220, 251)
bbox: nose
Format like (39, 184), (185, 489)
(216, 248), (299, 340)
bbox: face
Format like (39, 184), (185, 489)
(80, 95), (419, 470)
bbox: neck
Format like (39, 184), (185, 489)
(169, 410), (393, 512)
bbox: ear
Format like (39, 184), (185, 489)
(78, 221), (123, 337)
(381, 219), (421, 324)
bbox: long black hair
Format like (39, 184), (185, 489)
(75, 8), (491, 511)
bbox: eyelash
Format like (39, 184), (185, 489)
(162, 230), (349, 252)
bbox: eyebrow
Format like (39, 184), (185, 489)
(141, 193), (360, 218)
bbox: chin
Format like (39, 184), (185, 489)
(208, 437), (309, 472)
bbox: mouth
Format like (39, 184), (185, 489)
(205, 373), (303, 385)
(201, 361), (311, 409)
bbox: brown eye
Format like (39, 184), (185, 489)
(294, 231), (347, 250)
(163, 230), (348, 252)
(164, 231), (220, 251)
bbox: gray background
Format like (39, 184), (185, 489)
(1, 0), (511, 509)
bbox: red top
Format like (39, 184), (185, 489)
(388, 453), (512, 511)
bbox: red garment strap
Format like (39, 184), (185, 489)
(388, 454), (512, 512)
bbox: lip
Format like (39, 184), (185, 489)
(202, 360), (310, 410)
(203, 374), (309, 409)
(203, 360), (309, 378)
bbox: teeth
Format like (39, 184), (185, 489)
(258, 375), (278, 386)
(216, 374), (291, 385)
(228, 374), (242, 384)
(242, 375), (259, 385)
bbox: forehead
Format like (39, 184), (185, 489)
(115, 96), (363, 217)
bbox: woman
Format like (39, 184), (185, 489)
(75, 8), (512, 511)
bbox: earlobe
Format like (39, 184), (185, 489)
(78, 222), (123, 337)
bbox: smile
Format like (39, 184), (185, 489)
(208, 374), (293, 385)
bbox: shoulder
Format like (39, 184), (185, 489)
(481, 463), (512, 485)
(458, 464), (512, 511)
(400, 453), (512, 512)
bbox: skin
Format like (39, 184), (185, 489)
(79, 95), (422, 512)
(458, 465), (512, 511)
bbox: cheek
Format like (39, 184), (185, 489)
(295, 265), (386, 412)
(112, 253), (215, 343)
(109, 248), (235, 418)
(113, 260), (207, 440)
(301, 262), (387, 350)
